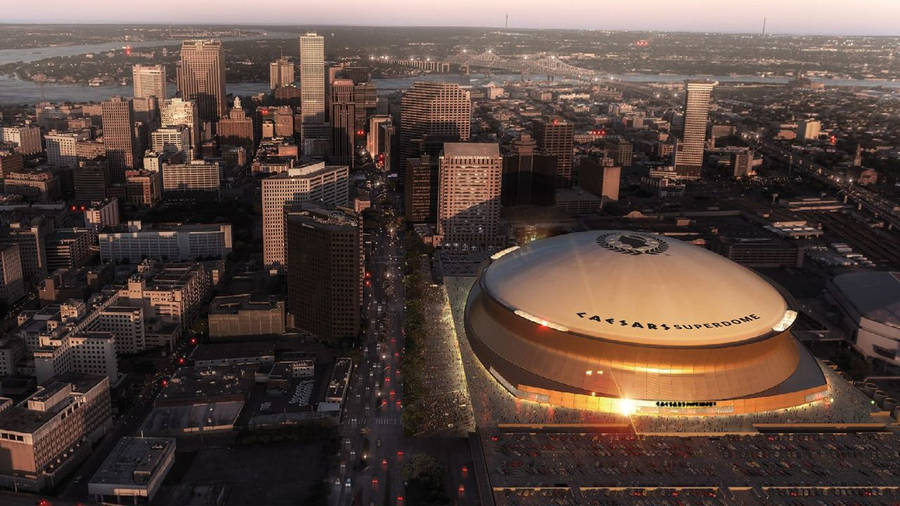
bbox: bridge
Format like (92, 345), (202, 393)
(445, 50), (603, 81)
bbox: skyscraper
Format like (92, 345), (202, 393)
(132, 64), (166, 100)
(404, 155), (436, 223)
(674, 80), (717, 179)
(176, 40), (226, 124)
(101, 97), (138, 181)
(261, 162), (350, 269)
(299, 33), (325, 125)
(285, 204), (362, 342)
(330, 79), (356, 167)
(501, 134), (557, 206)
(400, 82), (471, 170)
(533, 117), (574, 188)
(160, 98), (200, 153)
(436, 143), (502, 251)
(269, 57), (295, 90)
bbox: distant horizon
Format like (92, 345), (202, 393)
(0, 22), (898, 38)
(3, 0), (899, 37)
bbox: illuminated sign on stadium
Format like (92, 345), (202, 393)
(574, 312), (762, 331)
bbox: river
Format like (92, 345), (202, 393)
(0, 37), (897, 104)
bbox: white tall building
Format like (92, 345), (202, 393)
(436, 143), (502, 252)
(132, 64), (167, 100)
(261, 162), (349, 268)
(299, 33), (325, 125)
(44, 131), (79, 168)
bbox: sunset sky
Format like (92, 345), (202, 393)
(5, 0), (899, 35)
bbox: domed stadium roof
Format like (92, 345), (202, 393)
(482, 230), (791, 347)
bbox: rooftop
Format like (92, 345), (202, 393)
(832, 271), (900, 328)
(442, 142), (500, 158)
(89, 437), (175, 487)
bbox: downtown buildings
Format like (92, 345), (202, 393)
(98, 222), (232, 263)
(269, 57), (295, 90)
(533, 117), (574, 188)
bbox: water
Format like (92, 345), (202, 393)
(0, 31), (296, 66)
(0, 36), (897, 105)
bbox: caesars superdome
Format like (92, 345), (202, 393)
(464, 231), (828, 416)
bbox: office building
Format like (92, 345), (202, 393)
(400, 82), (471, 168)
(330, 78), (356, 166)
(208, 294), (285, 339)
(83, 198), (121, 231)
(3, 171), (60, 201)
(150, 126), (191, 156)
(45, 228), (91, 271)
(501, 134), (556, 206)
(404, 155), (437, 223)
(261, 162), (350, 268)
(0, 244), (24, 303)
(132, 64), (167, 100)
(285, 205), (362, 342)
(367, 115), (393, 168)
(0, 125), (42, 155)
(0, 374), (112, 491)
(269, 57), (294, 90)
(102, 97), (139, 180)
(0, 219), (47, 281)
(436, 143), (502, 251)
(161, 160), (221, 196)
(125, 170), (162, 207)
(160, 98), (200, 151)
(674, 81), (716, 179)
(88, 437), (176, 505)
(0, 148), (24, 178)
(99, 222), (232, 262)
(121, 263), (210, 330)
(176, 40), (226, 124)
(218, 97), (255, 151)
(44, 132), (79, 168)
(299, 33), (325, 125)
(533, 117), (574, 188)
(74, 161), (110, 201)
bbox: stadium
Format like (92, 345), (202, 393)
(463, 231), (829, 416)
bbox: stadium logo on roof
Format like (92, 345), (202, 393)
(597, 232), (668, 255)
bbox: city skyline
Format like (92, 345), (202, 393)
(2, 0), (899, 36)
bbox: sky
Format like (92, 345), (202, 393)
(5, 0), (900, 36)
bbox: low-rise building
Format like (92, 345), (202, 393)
(208, 294), (285, 339)
(99, 221), (232, 263)
(88, 437), (176, 505)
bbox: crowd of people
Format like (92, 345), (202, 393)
(483, 431), (900, 491)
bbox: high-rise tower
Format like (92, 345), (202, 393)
(176, 40), (226, 124)
(674, 80), (716, 179)
(132, 64), (166, 100)
(299, 33), (325, 125)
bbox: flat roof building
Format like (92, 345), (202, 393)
(99, 221), (232, 263)
(88, 437), (176, 505)
(208, 294), (285, 339)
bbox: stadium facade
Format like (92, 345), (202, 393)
(464, 231), (828, 416)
